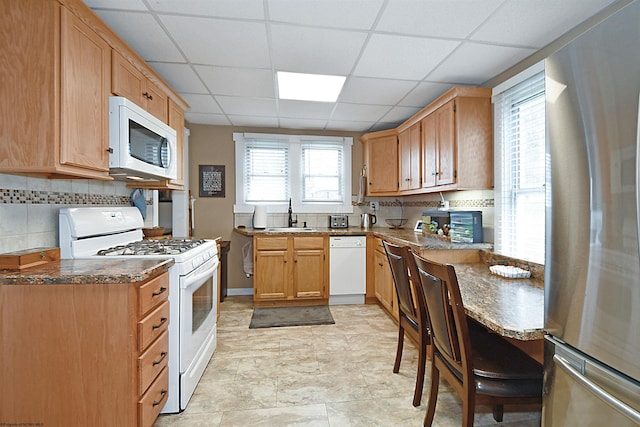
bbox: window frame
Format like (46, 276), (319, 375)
(493, 63), (546, 264)
(234, 132), (353, 214)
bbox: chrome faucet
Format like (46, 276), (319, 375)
(288, 198), (297, 227)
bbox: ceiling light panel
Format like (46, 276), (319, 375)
(277, 72), (346, 102)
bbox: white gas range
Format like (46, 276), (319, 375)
(59, 206), (218, 414)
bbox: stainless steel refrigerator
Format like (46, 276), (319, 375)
(544, 1), (640, 425)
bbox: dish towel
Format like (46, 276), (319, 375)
(130, 188), (147, 220)
(356, 166), (366, 204)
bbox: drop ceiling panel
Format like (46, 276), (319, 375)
(82, 0), (622, 131)
(354, 34), (460, 80)
(83, 0), (146, 10)
(471, 0), (618, 47)
(399, 82), (455, 107)
(331, 103), (391, 122)
(195, 66), (275, 98)
(215, 96), (277, 117)
(267, 0), (384, 30)
(147, 63), (208, 94)
(428, 43), (537, 85)
(377, 0), (505, 39)
(185, 113), (231, 126)
(278, 100), (335, 120)
(180, 94), (222, 114)
(270, 24), (367, 75)
(160, 15), (271, 68)
(92, 11), (183, 62)
(149, 0), (265, 19)
(339, 77), (418, 105)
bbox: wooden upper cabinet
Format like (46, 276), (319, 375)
(112, 51), (168, 122)
(60, 8), (111, 173)
(421, 90), (493, 192)
(362, 131), (399, 195)
(398, 122), (421, 191)
(0, 0), (111, 179)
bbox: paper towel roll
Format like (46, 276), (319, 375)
(253, 205), (267, 229)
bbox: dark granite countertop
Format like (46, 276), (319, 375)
(0, 258), (174, 285)
(454, 263), (544, 340)
(234, 226), (493, 250)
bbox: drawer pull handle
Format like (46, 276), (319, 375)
(152, 317), (168, 330)
(152, 287), (167, 297)
(153, 389), (168, 406)
(153, 351), (168, 366)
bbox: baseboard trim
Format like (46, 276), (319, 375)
(227, 288), (253, 296)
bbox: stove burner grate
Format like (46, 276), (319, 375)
(97, 239), (207, 256)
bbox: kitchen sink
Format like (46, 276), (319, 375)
(265, 227), (316, 232)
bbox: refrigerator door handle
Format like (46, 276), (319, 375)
(554, 354), (640, 424)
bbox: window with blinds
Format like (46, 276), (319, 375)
(244, 140), (289, 202)
(234, 132), (352, 214)
(494, 71), (546, 264)
(301, 143), (343, 202)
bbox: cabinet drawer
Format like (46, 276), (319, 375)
(138, 300), (169, 352)
(138, 330), (169, 396)
(138, 273), (169, 317)
(138, 366), (168, 427)
(256, 237), (288, 250)
(293, 236), (324, 249)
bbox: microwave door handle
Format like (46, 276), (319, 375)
(159, 137), (170, 168)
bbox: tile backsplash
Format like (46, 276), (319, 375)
(0, 173), (154, 254)
(233, 189), (495, 242)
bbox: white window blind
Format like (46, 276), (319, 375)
(301, 143), (343, 202)
(244, 140), (289, 202)
(234, 132), (352, 214)
(494, 71), (546, 264)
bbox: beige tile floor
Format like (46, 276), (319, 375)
(154, 296), (541, 427)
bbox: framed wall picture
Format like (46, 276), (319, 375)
(199, 165), (225, 197)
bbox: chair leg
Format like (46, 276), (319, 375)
(462, 390), (475, 427)
(412, 340), (427, 407)
(393, 325), (404, 373)
(423, 362), (440, 426)
(492, 404), (504, 422)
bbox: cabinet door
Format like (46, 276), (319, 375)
(399, 124), (422, 191)
(421, 113), (437, 188)
(254, 250), (288, 300)
(436, 99), (456, 186)
(112, 51), (146, 108)
(366, 134), (399, 194)
(374, 248), (395, 318)
(145, 80), (168, 122)
(59, 8), (110, 172)
(293, 249), (325, 298)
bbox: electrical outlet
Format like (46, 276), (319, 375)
(370, 201), (379, 211)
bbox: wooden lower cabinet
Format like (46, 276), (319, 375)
(373, 238), (398, 321)
(0, 271), (170, 427)
(254, 236), (328, 306)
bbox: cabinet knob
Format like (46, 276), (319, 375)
(106, 147), (113, 153)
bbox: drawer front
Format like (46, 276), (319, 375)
(139, 366), (169, 427)
(256, 237), (288, 250)
(138, 300), (169, 352)
(138, 330), (169, 395)
(138, 273), (169, 317)
(293, 236), (324, 250)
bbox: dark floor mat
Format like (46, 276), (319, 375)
(249, 305), (335, 329)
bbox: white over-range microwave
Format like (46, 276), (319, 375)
(109, 96), (177, 181)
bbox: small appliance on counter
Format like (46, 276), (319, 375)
(329, 214), (348, 228)
(253, 206), (267, 229)
(421, 210), (483, 242)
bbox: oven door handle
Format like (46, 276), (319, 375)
(182, 258), (218, 290)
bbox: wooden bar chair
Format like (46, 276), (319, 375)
(382, 240), (430, 407)
(410, 252), (542, 426)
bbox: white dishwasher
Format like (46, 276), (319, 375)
(329, 235), (366, 305)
